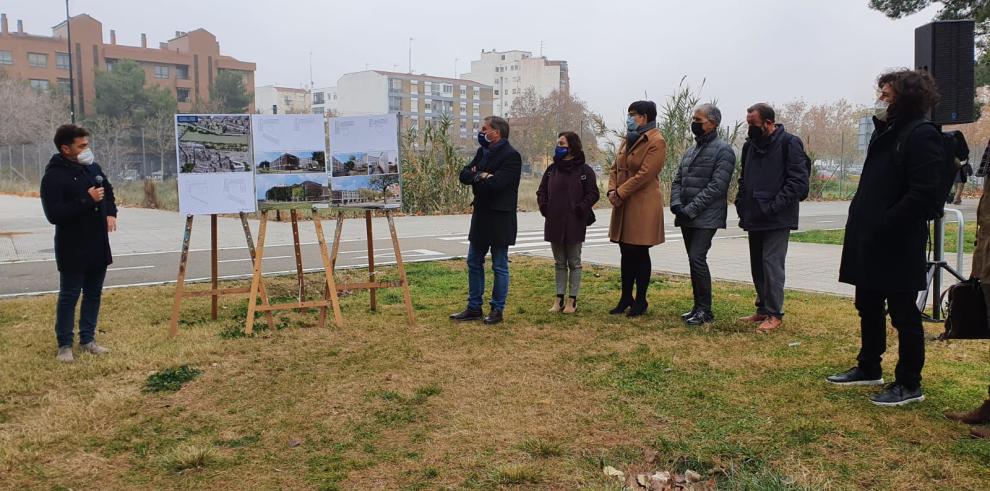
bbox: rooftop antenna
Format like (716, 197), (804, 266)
(408, 37), (414, 74)
(308, 51), (313, 90)
(539, 40), (545, 57)
(454, 58), (458, 78)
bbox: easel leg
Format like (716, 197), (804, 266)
(240, 212), (274, 330)
(168, 215), (194, 337)
(366, 210), (376, 311)
(387, 211), (416, 326)
(330, 211), (345, 270)
(290, 209), (305, 309)
(314, 208), (344, 328)
(211, 214), (218, 320)
(245, 211), (269, 335)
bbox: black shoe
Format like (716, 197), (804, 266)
(870, 383), (925, 407)
(483, 309), (503, 325)
(826, 367), (884, 386)
(449, 308), (483, 321)
(684, 310), (715, 326)
(626, 301), (649, 318)
(609, 298), (634, 315)
(681, 308), (699, 320)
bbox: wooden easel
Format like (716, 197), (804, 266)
(244, 208), (343, 334)
(329, 209), (415, 326)
(168, 212), (274, 337)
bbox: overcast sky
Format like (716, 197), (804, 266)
(7, 0), (941, 128)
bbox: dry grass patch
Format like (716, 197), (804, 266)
(0, 257), (988, 490)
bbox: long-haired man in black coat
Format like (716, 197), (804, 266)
(40, 124), (118, 362)
(827, 70), (943, 406)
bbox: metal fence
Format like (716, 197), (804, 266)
(0, 127), (177, 186)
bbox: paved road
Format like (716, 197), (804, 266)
(0, 195), (978, 298)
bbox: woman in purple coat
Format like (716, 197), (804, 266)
(536, 132), (600, 314)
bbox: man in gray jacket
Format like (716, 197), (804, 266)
(670, 104), (736, 326)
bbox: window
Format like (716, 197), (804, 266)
(473, 102), (480, 114)
(442, 83), (453, 95)
(389, 95), (402, 112)
(313, 92), (325, 105)
(28, 53), (48, 68)
(177, 88), (190, 103)
(410, 96), (419, 113)
(460, 104), (467, 115)
(176, 65), (190, 80)
(500, 54), (505, 60)
(389, 78), (402, 93)
(105, 58), (116, 71)
(57, 78), (71, 96)
(424, 98), (432, 113)
(30, 79), (50, 91)
(0, 51), (12, 65)
(473, 87), (480, 100)
(56, 52), (70, 70)
(459, 85), (466, 99)
(154, 65), (170, 79)
(511, 64), (519, 71)
(494, 90), (499, 96)
(423, 81), (432, 94)
(410, 79), (418, 85)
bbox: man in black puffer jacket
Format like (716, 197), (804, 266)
(40, 124), (117, 362)
(670, 103), (736, 326)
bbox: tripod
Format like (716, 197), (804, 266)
(917, 210), (967, 321)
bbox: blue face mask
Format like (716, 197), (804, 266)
(626, 116), (638, 132)
(478, 131), (491, 148)
(554, 146), (568, 159)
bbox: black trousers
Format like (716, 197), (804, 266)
(618, 242), (652, 303)
(855, 287), (925, 389)
(682, 227), (716, 313)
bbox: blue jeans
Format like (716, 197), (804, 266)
(466, 242), (509, 312)
(55, 268), (107, 348)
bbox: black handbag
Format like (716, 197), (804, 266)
(940, 279), (990, 340)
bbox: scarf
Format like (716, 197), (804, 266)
(625, 121), (657, 151)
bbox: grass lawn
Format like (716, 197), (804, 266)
(1, 257), (989, 490)
(792, 222), (978, 254)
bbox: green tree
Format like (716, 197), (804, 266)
(210, 70), (251, 113)
(94, 60), (148, 118)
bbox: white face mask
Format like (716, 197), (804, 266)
(77, 148), (95, 165)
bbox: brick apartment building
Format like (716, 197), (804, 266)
(0, 12), (255, 116)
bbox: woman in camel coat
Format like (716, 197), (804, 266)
(607, 100), (667, 317)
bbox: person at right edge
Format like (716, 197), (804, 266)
(827, 69), (942, 407)
(944, 136), (990, 437)
(735, 103), (809, 333)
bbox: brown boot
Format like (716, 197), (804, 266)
(971, 426), (990, 439)
(738, 313), (769, 323)
(945, 399), (990, 425)
(756, 316), (783, 333)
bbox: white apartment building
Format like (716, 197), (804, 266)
(460, 49), (569, 117)
(318, 70), (494, 148)
(311, 85), (338, 115)
(255, 85), (312, 115)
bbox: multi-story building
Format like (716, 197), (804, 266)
(0, 12), (255, 115)
(461, 49), (569, 117)
(311, 85), (338, 115)
(255, 85), (312, 115)
(328, 70), (493, 147)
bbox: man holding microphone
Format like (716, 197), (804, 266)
(40, 124), (117, 362)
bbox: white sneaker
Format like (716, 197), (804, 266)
(56, 346), (74, 363)
(79, 341), (109, 355)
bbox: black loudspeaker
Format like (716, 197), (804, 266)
(915, 20), (976, 124)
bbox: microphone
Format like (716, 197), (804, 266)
(94, 175), (104, 212)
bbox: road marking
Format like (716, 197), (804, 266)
(107, 265), (156, 272)
(218, 255), (293, 264)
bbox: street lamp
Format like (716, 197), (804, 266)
(64, 0), (76, 123)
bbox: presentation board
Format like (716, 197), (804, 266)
(328, 114), (402, 209)
(251, 114), (329, 210)
(175, 115), (256, 215)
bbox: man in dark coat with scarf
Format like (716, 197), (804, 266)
(450, 116), (522, 325)
(827, 69), (943, 407)
(670, 103), (736, 326)
(40, 124), (118, 362)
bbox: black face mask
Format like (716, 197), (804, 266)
(691, 122), (705, 137)
(747, 125), (763, 141)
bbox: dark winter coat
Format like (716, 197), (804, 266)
(40, 154), (117, 273)
(536, 152), (600, 244)
(670, 131), (736, 229)
(735, 124), (810, 232)
(839, 116), (942, 291)
(459, 139), (522, 246)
